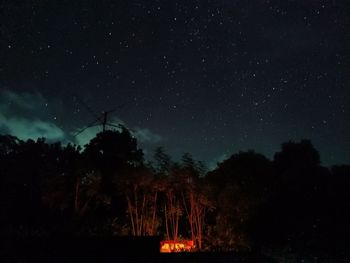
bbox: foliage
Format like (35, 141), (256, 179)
(1, 132), (350, 259)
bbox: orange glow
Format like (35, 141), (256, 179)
(160, 240), (195, 253)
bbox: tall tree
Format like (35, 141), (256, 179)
(119, 166), (162, 236)
(82, 128), (144, 218)
(207, 151), (273, 250)
(179, 153), (213, 249)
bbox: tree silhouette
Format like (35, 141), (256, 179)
(255, 140), (337, 258)
(1, 130), (350, 260)
(83, 128), (143, 175)
(207, 150), (273, 250)
(274, 139), (320, 173)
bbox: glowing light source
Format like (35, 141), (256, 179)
(160, 240), (195, 253)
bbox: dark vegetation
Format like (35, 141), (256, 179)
(0, 128), (349, 262)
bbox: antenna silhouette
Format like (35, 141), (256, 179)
(72, 94), (127, 137)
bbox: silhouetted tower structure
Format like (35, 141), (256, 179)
(72, 95), (127, 137)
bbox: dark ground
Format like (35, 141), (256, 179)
(0, 237), (277, 263)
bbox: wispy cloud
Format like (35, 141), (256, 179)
(71, 119), (163, 148)
(0, 114), (65, 141)
(0, 89), (164, 148)
(133, 128), (163, 144)
(208, 153), (229, 170)
(0, 89), (44, 110)
(0, 89), (65, 141)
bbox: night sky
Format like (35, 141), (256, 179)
(1, 0), (349, 167)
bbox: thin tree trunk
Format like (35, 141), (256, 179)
(140, 193), (146, 235)
(151, 191), (158, 235)
(74, 178), (80, 213)
(175, 203), (179, 241)
(165, 203), (170, 240)
(134, 186), (140, 235)
(190, 193), (195, 242)
(126, 196), (136, 235)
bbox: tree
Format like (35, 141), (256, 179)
(153, 147), (172, 175)
(255, 140), (332, 255)
(181, 178), (213, 250)
(82, 128), (143, 216)
(163, 170), (183, 241)
(83, 128), (143, 174)
(42, 143), (81, 213)
(0, 134), (21, 157)
(274, 139), (320, 173)
(207, 151), (273, 250)
(153, 149), (185, 240)
(119, 166), (162, 236)
(178, 153), (213, 249)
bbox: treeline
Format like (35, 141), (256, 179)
(0, 128), (349, 258)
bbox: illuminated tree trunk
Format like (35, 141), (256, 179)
(126, 195), (136, 235)
(182, 187), (211, 250)
(164, 191), (182, 241)
(138, 194), (146, 235)
(164, 203), (170, 240)
(126, 184), (160, 236)
(150, 192), (158, 234)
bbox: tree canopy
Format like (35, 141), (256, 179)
(1, 131), (349, 260)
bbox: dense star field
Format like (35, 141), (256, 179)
(1, 0), (349, 166)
